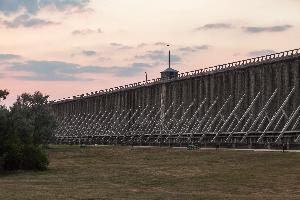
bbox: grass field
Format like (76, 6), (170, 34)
(0, 145), (300, 200)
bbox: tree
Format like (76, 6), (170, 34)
(0, 89), (9, 101)
(0, 89), (10, 164)
(0, 103), (10, 163)
(0, 90), (56, 172)
(11, 91), (57, 145)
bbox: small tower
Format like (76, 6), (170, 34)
(160, 50), (179, 79)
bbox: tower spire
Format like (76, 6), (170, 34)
(160, 44), (178, 79)
(169, 50), (171, 69)
(167, 44), (171, 69)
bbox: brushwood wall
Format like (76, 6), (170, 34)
(52, 55), (300, 120)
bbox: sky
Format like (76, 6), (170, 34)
(0, 0), (299, 106)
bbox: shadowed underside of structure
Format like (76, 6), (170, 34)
(52, 48), (300, 149)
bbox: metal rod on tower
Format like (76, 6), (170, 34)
(169, 50), (171, 69)
(145, 72), (148, 82)
(167, 44), (171, 69)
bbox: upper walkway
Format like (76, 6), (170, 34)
(51, 48), (300, 105)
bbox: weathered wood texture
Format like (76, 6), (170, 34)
(51, 51), (300, 147)
(53, 56), (300, 119)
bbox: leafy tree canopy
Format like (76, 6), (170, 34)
(0, 89), (9, 101)
(11, 91), (56, 145)
(0, 90), (56, 172)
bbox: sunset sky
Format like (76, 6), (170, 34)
(0, 0), (299, 106)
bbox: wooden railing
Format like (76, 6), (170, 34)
(51, 48), (300, 104)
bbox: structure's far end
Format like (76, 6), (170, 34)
(51, 48), (300, 149)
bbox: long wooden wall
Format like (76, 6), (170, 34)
(52, 55), (300, 119)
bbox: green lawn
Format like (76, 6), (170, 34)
(0, 145), (300, 200)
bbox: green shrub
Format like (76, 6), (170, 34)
(2, 142), (22, 171)
(0, 90), (55, 172)
(0, 155), (4, 172)
(21, 145), (49, 171)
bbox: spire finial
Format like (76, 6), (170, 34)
(145, 72), (148, 82)
(167, 44), (170, 68)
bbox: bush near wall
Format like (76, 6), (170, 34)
(0, 90), (56, 172)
